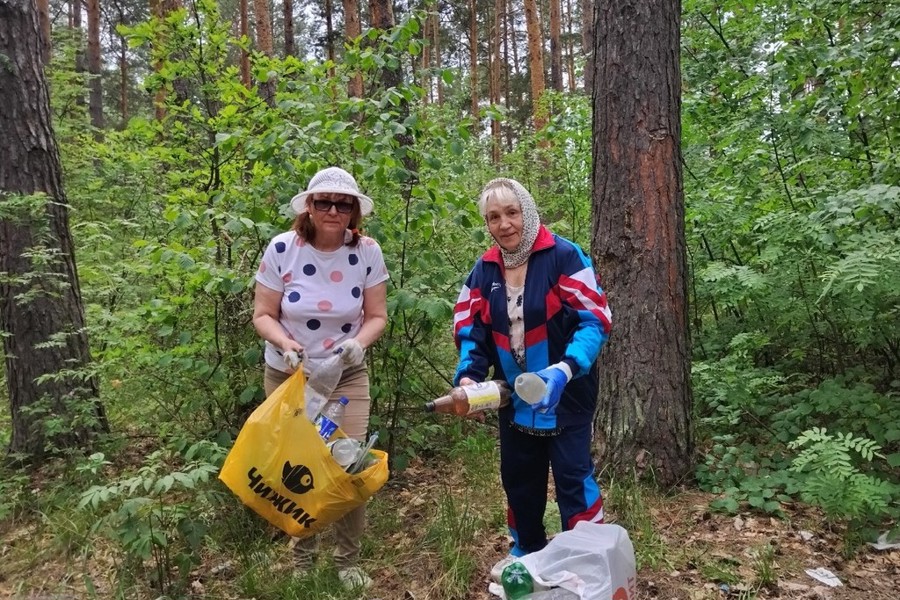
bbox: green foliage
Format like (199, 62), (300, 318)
(424, 490), (481, 597)
(788, 427), (897, 524)
(78, 444), (224, 596)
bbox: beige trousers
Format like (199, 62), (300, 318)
(264, 363), (371, 569)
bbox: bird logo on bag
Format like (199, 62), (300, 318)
(282, 461), (315, 494)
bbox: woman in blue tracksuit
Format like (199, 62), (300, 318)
(452, 178), (612, 577)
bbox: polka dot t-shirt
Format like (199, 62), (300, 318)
(256, 230), (389, 373)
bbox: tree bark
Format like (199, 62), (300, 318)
(549, 0), (562, 91)
(342, 0), (362, 97)
(283, 0), (294, 56)
(0, 0), (107, 464)
(36, 0), (50, 63)
(523, 0), (546, 130)
(490, 0), (502, 163)
(468, 0), (478, 117)
(432, 9), (443, 105)
(253, 0), (272, 54)
(581, 0), (593, 93)
(591, 0), (692, 487)
(240, 0), (251, 87)
(564, 0), (576, 91)
(86, 0), (103, 131)
(117, 5), (128, 125)
(324, 0), (335, 76)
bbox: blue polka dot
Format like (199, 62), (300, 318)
(275, 242), (286, 253)
(349, 254), (359, 266)
(303, 264), (316, 276)
(366, 266), (372, 275)
(288, 291), (301, 302)
(278, 266), (281, 273)
(351, 287), (361, 298)
(341, 323), (352, 333)
(307, 319), (321, 330)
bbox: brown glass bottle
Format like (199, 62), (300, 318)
(424, 380), (512, 416)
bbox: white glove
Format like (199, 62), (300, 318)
(334, 339), (365, 367)
(283, 350), (303, 370)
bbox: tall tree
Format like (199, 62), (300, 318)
(523, 0), (546, 130)
(468, 0), (478, 116)
(253, 0), (272, 54)
(0, 0), (108, 463)
(240, 0), (251, 86)
(549, 0), (562, 91)
(581, 0), (593, 92)
(36, 0), (49, 62)
(591, 0), (692, 486)
(342, 0), (362, 97)
(86, 0), (103, 129)
(489, 0), (502, 162)
(283, 0), (294, 56)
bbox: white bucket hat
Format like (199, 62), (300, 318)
(290, 167), (374, 216)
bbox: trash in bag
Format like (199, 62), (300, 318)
(489, 522), (636, 600)
(219, 369), (388, 538)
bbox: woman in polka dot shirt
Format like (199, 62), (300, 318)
(252, 166), (389, 588)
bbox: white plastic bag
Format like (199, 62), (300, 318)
(490, 522), (637, 600)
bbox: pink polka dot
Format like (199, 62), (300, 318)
(282, 272), (293, 283)
(259, 263), (267, 273)
(364, 238), (376, 246)
(295, 237), (305, 246)
(323, 338), (335, 350)
(318, 300), (333, 311)
(330, 271), (344, 282)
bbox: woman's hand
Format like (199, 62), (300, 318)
(334, 339), (365, 367)
(280, 341), (304, 371)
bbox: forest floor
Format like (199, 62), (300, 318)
(1, 453), (898, 600)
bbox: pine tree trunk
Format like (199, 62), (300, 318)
(253, 0), (273, 54)
(433, 10), (442, 106)
(324, 0), (335, 76)
(283, 0), (294, 56)
(564, 0), (576, 91)
(0, 0), (107, 464)
(469, 0), (478, 117)
(523, 0), (546, 130)
(253, 0), (275, 105)
(36, 0), (50, 63)
(549, 0), (562, 91)
(86, 0), (103, 130)
(581, 0), (593, 93)
(240, 0), (251, 87)
(422, 11), (432, 104)
(342, 0), (362, 97)
(591, 0), (692, 487)
(490, 0), (502, 163)
(118, 6), (128, 125)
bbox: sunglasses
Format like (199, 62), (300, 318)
(312, 199), (354, 214)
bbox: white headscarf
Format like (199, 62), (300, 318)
(479, 178), (541, 269)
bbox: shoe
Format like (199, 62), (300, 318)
(490, 554), (520, 582)
(338, 565), (373, 590)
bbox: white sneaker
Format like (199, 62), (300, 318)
(338, 565), (373, 590)
(489, 554), (520, 582)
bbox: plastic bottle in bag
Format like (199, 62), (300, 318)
(314, 396), (349, 442)
(304, 352), (345, 420)
(501, 562), (534, 599)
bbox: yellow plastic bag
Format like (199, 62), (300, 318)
(219, 369), (389, 538)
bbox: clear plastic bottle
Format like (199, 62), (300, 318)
(522, 589), (579, 599)
(304, 352), (345, 420)
(327, 437), (362, 469)
(314, 396), (349, 442)
(424, 380), (512, 416)
(514, 372), (546, 405)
